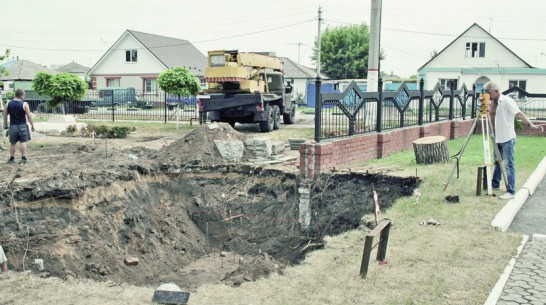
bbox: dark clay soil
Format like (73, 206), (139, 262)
(0, 123), (419, 291)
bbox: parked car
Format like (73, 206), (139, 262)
(93, 87), (153, 109)
(166, 94), (198, 110)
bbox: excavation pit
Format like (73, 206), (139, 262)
(0, 124), (419, 290)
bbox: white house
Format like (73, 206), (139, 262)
(418, 23), (546, 93)
(87, 30), (206, 92)
(277, 56), (329, 104)
(54, 61), (89, 81)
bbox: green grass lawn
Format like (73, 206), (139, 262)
(191, 135), (545, 305)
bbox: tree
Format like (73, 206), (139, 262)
(32, 72), (88, 112)
(430, 50), (439, 59)
(157, 67), (200, 102)
(312, 23), (384, 79)
(0, 49), (10, 78)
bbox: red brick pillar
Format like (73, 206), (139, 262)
(377, 133), (392, 158)
(299, 143), (334, 178)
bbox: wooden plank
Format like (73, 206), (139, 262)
(367, 219), (391, 238)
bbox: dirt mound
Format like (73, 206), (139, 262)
(155, 123), (254, 167)
(223, 252), (284, 287)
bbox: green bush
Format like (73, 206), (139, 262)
(107, 126), (131, 138)
(85, 124), (130, 138)
(514, 117), (523, 132)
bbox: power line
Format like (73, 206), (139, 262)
(323, 19), (546, 42)
(2, 19), (315, 53)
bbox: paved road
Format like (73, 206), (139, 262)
(496, 177), (546, 305)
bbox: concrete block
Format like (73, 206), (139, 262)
(48, 115), (76, 123)
(214, 140), (244, 162)
(245, 137), (272, 157)
(124, 257), (139, 266)
(152, 283), (190, 304)
(271, 141), (287, 155)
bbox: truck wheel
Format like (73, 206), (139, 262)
(283, 105), (296, 124)
(272, 105), (280, 130)
(259, 105), (274, 132)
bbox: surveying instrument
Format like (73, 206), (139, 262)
(443, 91), (508, 197)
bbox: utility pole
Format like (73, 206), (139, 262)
(288, 42), (308, 64)
(314, 5), (322, 143)
(316, 6), (322, 78)
(367, 0), (382, 92)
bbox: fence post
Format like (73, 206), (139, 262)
(448, 81), (454, 120)
(471, 84), (477, 119)
(376, 78), (383, 132)
(314, 76), (322, 143)
(359, 219), (391, 278)
(111, 93), (115, 122)
(164, 91), (167, 124)
(418, 78), (424, 125)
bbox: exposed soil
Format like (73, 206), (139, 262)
(0, 123), (419, 299)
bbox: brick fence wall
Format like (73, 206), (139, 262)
(299, 119), (545, 178)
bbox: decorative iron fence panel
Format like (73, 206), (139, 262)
(24, 90), (200, 122)
(320, 82), (378, 139)
(316, 79), (476, 141)
(503, 87), (546, 120)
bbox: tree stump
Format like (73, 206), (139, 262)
(413, 136), (450, 164)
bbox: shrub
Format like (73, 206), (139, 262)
(107, 126), (131, 138)
(66, 124), (78, 133)
(84, 124), (130, 139)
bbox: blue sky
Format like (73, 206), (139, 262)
(2, 0), (545, 77)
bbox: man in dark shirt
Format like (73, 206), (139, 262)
(3, 89), (36, 164)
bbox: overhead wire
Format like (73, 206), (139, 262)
(2, 19), (316, 53)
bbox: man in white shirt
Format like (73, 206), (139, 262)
(485, 81), (543, 200)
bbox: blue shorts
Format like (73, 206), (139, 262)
(8, 124), (30, 144)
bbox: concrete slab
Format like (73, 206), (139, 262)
(48, 115), (76, 123)
(214, 140), (244, 162)
(34, 122), (87, 133)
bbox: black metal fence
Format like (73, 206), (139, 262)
(317, 79), (476, 141)
(503, 86), (546, 121)
(317, 79), (546, 142)
(24, 90), (200, 123)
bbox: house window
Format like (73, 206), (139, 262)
(106, 78), (120, 87)
(439, 79), (458, 91)
(509, 80), (527, 98)
(508, 80), (526, 90)
(465, 42), (485, 58)
(125, 50), (137, 62)
(144, 78), (157, 93)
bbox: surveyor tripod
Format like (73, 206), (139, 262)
(443, 93), (508, 197)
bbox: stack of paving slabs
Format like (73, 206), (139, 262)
(288, 138), (307, 150)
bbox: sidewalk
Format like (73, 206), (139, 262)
(485, 157), (546, 304)
(496, 235), (546, 304)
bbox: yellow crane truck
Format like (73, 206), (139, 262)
(198, 50), (295, 132)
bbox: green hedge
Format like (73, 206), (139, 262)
(86, 124), (131, 138)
